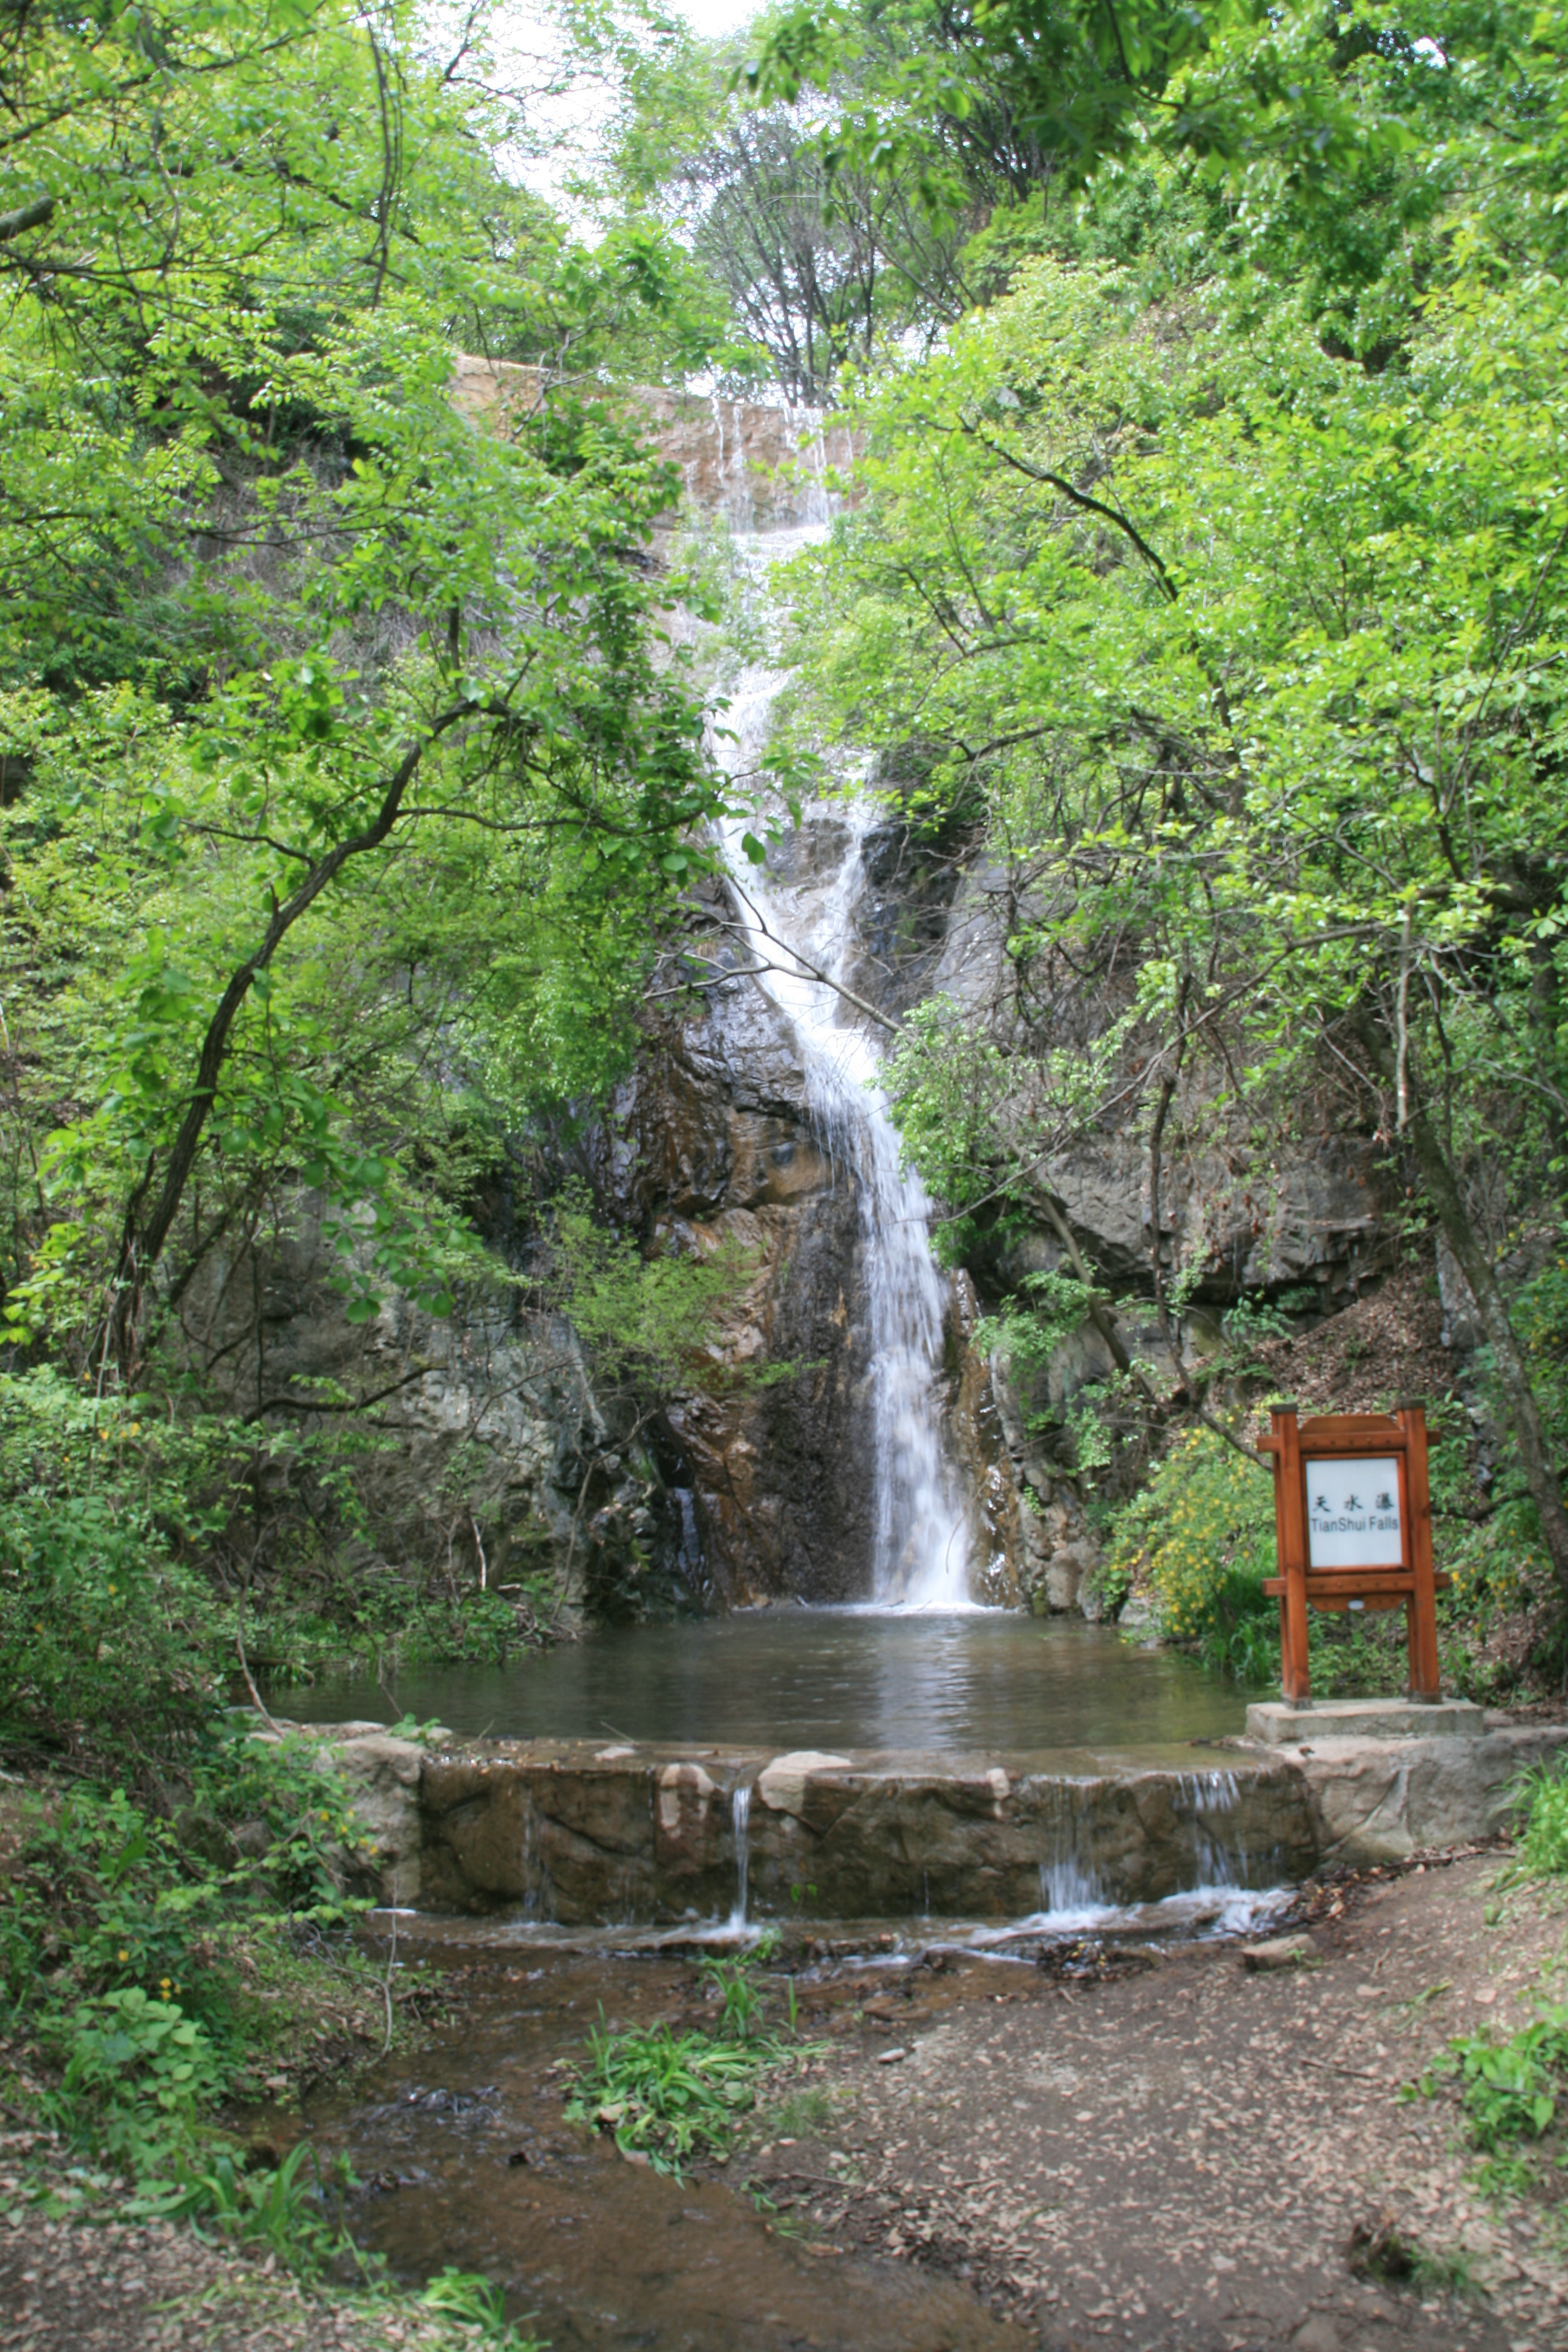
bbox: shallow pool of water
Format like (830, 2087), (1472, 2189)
(273, 1609), (1245, 1759)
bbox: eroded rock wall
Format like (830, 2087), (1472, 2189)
(578, 924), (877, 1602)
(168, 1196), (688, 1623)
(929, 861), (1403, 1612)
(409, 1740), (1316, 1922)
(451, 356), (858, 532)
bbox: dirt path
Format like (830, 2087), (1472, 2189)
(735, 1857), (1568, 2351)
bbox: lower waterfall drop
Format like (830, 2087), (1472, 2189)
(714, 645), (973, 1610)
(728, 1782), (753, 1929)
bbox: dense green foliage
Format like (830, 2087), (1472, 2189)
(1512, 1756), (1568, 1883)
(1411, 1764), (1568, 2195)
(0, 0), (805, 1723)
(0, 1371), (229, 1748)
(1103, 1426), (1276, 1677)
(0, 0), (745, 1394)
(723, 0), (1568, 1616)
(2, 1734), (377, 2258)
(0, 1721), (546, 2336)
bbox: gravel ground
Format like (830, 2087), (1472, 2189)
(737, 1857), (1568, 2352)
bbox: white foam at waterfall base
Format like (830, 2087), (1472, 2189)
(710, 566), (974, 1610)
(970, 1882), (1292, 1945)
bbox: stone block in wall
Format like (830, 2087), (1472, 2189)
(304, 1728), (427, 1907)
(1272, 1723), (1568, 1864)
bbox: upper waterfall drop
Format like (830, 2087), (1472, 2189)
(708, 541), (975, 1609)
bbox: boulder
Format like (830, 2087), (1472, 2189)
(317, 1731), (426, 1905)
(1285, 1724), (1568, 1863)
(1240, 1934), (1320, 1971)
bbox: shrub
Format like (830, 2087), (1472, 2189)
(1511, 1757), (1568, 1878)
(1413, 2007), (1568, 2153)
(1104, 1425), (1277, 1680)
(0, 1369), (232, 1755)
(0, 1721), (382, 2171)
(53, 1987), (224, 2174)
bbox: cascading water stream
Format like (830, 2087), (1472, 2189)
(709, 528), (973, 1608)
(728, 1782), (752, 1929)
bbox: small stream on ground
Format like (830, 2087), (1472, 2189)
(279, 1939), (1042, 2352)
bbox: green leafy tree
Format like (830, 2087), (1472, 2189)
(0, 0), (741, 1385)
(774, 125), (1568, 1598)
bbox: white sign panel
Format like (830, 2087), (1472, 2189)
(1304, 1455), (1403, 1568)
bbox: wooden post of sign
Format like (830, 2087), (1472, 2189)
(1258, 1400), (1448, 1707)
(1397, 1402), (1442, 1701)
(1270, 1405), (1312, 1705)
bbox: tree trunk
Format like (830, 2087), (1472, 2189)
(105, 702), (476, 1377)
(1351, 1013), (1568, 1605)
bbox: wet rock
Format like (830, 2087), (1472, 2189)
(597, 979), (878, 1604)
(173, 1201), (633, 1617)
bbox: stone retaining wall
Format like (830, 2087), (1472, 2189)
(309, 1717), (1568, 1921)
(316, 1734), (1310, 1921)
(1281, 1720), (1568, 1866)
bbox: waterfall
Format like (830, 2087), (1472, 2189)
(728, 1782), (752, 1927)
(1184, 1768), (1249, 1889)
(709, 537), (973, 1609)
(1037, 1782), (1105, 1915)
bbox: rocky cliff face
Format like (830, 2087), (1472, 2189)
(450, 356), (858, 532)
(175, 374), (1415, 1628)
(169, 1194), (699, 1627)
(580, 932), (878, 1604)
(921, 858), (1402, 1613)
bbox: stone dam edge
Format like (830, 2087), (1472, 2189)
(281, 1719), (1568, 1922)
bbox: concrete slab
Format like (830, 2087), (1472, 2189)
(1246, 1696), (1485, 1743)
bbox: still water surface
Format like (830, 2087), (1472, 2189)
(276, 1610), (1244, 1760)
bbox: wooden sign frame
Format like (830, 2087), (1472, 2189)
(1256, 1403), (1448, 1705)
